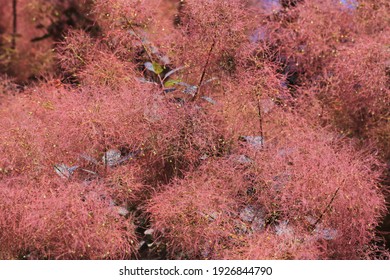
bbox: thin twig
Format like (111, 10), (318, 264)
(126, 20), (153, 62)
(192, 39), (216, 102)
(255, 90), (264, 148)
(11, 0), (17, 50)
(311, 186), (341, 231)
(126, 19), (166, 88)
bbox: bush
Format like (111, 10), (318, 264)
(0, 0), (388, 259)
(0, 0), (94, 81)
(0, 175), (137, 259)
(316, 32), (390, 159)
(148, 109), (387, 259)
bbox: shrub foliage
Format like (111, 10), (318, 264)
(0, 0), (389, 259)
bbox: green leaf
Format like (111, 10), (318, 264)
(164, 79), (181, 87)
(152, 62), (164, 75)
(144, 61), (164, 75)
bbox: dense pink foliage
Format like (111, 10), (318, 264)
(317, 33), (390, 158)
(149, 109), (386, 259)
(0, 0), (389, 259)
(0, 175), (137, 259)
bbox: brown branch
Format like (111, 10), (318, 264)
(255, 90), (264, 148)
(125, 18), (154, 63)
(311, 186), (341, 231)
(126, 19), (166, 88)
(11, 0), (17, 50)
(191, 39), (216, 102)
